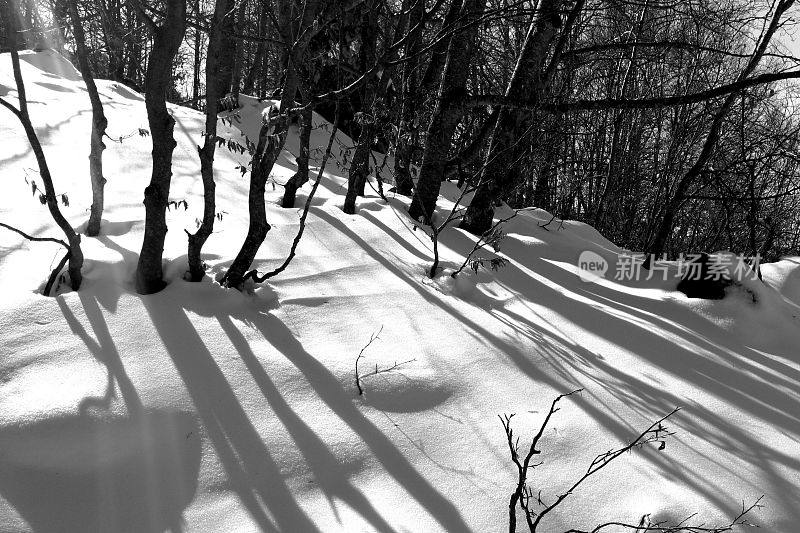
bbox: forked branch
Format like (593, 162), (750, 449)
(502, 393), (763, 533)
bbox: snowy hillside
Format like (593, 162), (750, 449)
(1, 51), (800, 532)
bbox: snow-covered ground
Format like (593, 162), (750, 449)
(1, 50), (799, 532)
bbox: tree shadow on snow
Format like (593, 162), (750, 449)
(0, 410), (201, 533)
(140, 292), (320, 533)
(312, 207), (800, 530)
(439, 227), (800, 529)
(141, 283), (473, 532)
(57, 293), (143, 415)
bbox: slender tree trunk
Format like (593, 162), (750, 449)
(98, 1), (126, 82)
(343, 2), (380, 215)
(186, 0), (230, 281)
(68, 0), (108, 237)
(230, 0), (247, 105)
(243, 3), (269, 95)
(533, 133), (557, 210)
(126, 7), (142, 84)
(460, 0), (566, 235)
(281, 104), (313, 208)
(223, 107), (292, 288)
(134, 1), (187, 294)
(0, 25), (83, 289)
(593, 1), (648, 229)
(191, 0), (201, 108)
(214, 0), (237, 99)
(223, 0), (322, 288)
(418, 0), (464, 96)
(407, 0), (486, 223)
(343, 122), (374, 213)
(393, 0), (424, 197)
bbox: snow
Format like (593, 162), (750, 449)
(1, 50), (800, 532)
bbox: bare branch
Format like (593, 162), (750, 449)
(467, 70), (800, 113)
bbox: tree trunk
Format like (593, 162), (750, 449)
(460, 0), (565, 235)
(242, 3), (270, 95)
(125, 6), (143, 85)
(230, 0), (247, 105)
(281, 104), (313, 208)
(223, 109), (291, 288)
(134, 1), (187, 294)
(343, 2), (380, 215)
(344, 118), (375, 214)
(407, 0), (486, 223)
(98, 1), (126, 82)
(392, 0), (424, 197)
(418, 0), (464, 96)
(191, 0), (201, 108)
(214, 0), (237, 99)
(68, 0), (108, 238)
(187, 0), (230, 281)
(223, 0), (322, 288)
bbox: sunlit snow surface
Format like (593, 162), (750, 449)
(1, 51), (799, 532)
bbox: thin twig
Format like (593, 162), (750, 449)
(0, 222), (72, 296)
(452, 210), (520, 277)
(355, 326), (384, 395)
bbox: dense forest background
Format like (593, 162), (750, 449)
(3, 0), (800, 293)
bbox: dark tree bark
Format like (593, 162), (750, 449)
(392, 0), (424, 197)
(460, 0), (566, 235)
(125, 5), (143, 85)
(98, 0), (126, 82)
(407, 0), (486, 223)
(186, 0), (228, 282)
(130, 0), (187, 294)
(343, 1), (380, 215)
(191, 0), (202, 108)
(0, 20), (83, 290)
(214, 0), (237, 100)
(68, 0), (109, 238)
(281, 104), (314, 208)
(223, 0), (323, 288)
(242, 3), (270, 96)
(418, 0), (464, 96)
(230, 0), (247, 104)
(223, 109), (291, 288)
(343, 119), (376, 213)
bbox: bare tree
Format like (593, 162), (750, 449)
(186, 0), (234, 281)
(391, 0), (424, 197)
(645, 0), (796, 266)
(407, 0), (486, 223)
(460, 0), (571, 235)
(343, 0), (381, 215)
(222, 0), (324, 288)
(0, 8), (83, 290)
(67, 0), (109, 237)
(127, 0), (187, 294)
(502, 391), (763, 533)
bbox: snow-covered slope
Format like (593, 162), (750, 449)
(1, 51), (799, 533)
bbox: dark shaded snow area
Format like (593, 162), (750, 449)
(1, 51), (800, 532)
